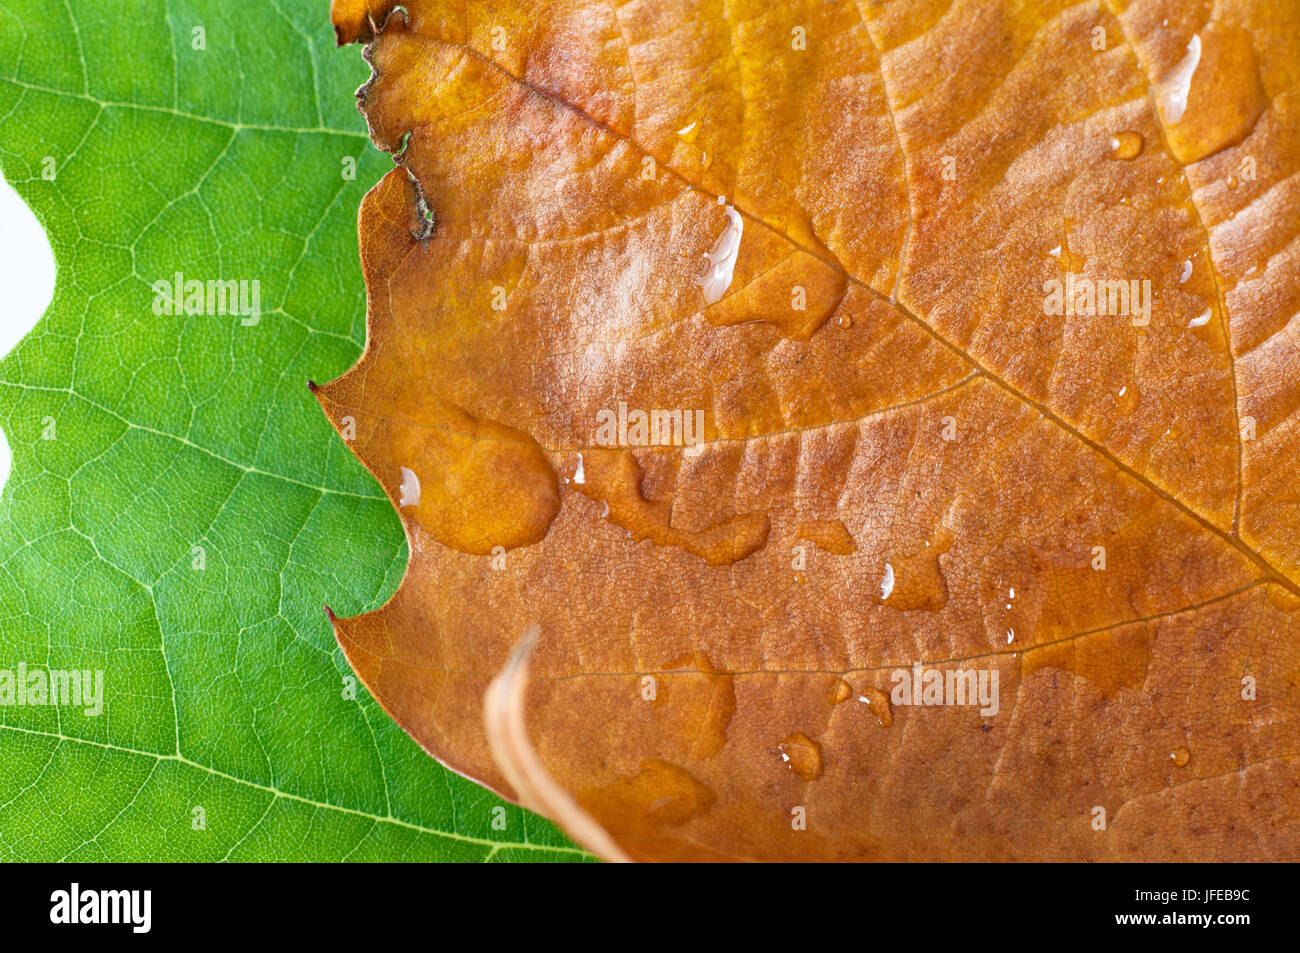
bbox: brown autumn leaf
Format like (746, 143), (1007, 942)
(315, 0), (1300, 861)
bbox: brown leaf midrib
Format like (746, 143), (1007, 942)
(360, 27), (1297, 597)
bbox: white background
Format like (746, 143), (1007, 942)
(0, 167), (57, 492)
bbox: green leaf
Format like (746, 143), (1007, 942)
(0, 0), (583, 861)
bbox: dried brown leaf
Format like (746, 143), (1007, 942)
(317, 0), (1300, 861)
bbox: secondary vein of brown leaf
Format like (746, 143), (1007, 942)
(1100, 1), (1245, 534)
(352, 579), (1271, 681)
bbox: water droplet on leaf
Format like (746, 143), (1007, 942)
(1110, 130), (1144, 159)
(778, 732), (824, 780)
(858, 687), (893, 726)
